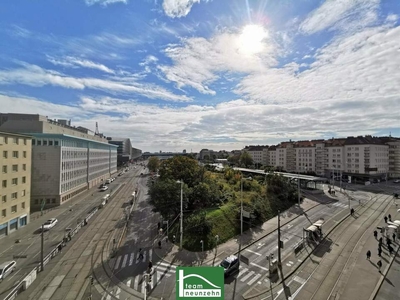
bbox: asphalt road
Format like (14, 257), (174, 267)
(0, 167), (131, 298)
(98, 188), (372, 300)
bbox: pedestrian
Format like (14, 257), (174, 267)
(378, 247), (382, 257)
(351, 208), (355, 216)
(158, 240), (162, 249)
(384, 216), (388, 223)
(387, 238), (392, 247)
(388, 214), (392, 222)
(374, 230), (378, 239)
(138, 248), (144, 260)
(388, 245), (393, 256)
(379, 237), (383, 246)
(366, 250), (371, 260)
(377, 260), (382, 273)
(148, 260), (153, 272)
(393, 232), (396, 243)
(157, 222), (160, 230)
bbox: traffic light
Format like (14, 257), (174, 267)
(90, 277), (94, 285)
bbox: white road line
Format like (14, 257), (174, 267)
(143, 251), (147, 261)
(126, 279), (131, 287)
(6, 269), (21, 281)
(115, 287), (121, 298)
(293, 275), (306, 284)
(244, 249), (262, 256)
(237, 267), (248, 279)
(105, 293), (112, 300)
(141, 280), (146, 294)
(149, 249), (153, 260)
(114, 256), (122, 269)
(129, 253), (135, 266)
(134, 276), (139, 290)
(159, 261), (176, 268)
(121, 254), (128, 268)
(250, 262), (269, 271)
(247, 273), (262, 285)
(241, 271), (255, 282)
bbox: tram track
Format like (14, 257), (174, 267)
(27, 170), (140, 300)
(298, 192), (393, 300)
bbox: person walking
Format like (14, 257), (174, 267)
(387, 238), (392, 247)
(388, 214), (392, 222)
(388, 245), (394, 256)
(158, 240), (162, 249)
(379, 237), (383, 246)
(351, 208), (355, 216)
(374, 230), (378, 239)
(157, 222), (161, 230)
(378, 247), (382, 257)
(366, 250), (371, 260)
(393, 232), (396, 243)
(384, 216), (388, 223)
(138, 248), (144, 260)
(377, 260), (382, 273)
(148, 260), (153, 273)
(172, 235), (176, 243)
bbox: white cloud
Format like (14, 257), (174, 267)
(386, 14), (399, 22)
(300, 0), (380, 35)
(162, 0), (203, 18)
(85, 0), (128, 6)
(0, 64), (191, 102)
(47, 56), (115, 74)
(159, 27), (277, 94)
(139, 55), (159, 66)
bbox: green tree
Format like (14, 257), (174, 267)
(158, 156), (204, 188)
(240, 151), (253, 168)
(227, 155), (240, 166)
(147, 157), (160, 172)
(189, 181), (222, 210)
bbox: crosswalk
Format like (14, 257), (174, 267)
(329, 202), (348, 209)
(113, 249), (153, 270)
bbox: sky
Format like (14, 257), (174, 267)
(0, 0), (399, 152)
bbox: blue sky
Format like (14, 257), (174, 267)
(0, 0), (399, 152)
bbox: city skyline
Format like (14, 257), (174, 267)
(1, 0), (400, 152)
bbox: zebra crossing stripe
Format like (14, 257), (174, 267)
(241, 271), (255, 282)
(247, 273), (262, 285)
(129, 253), (134, 266)
(115, 287), (121, 298)
(237, 267), (248, 279)
(126, 279), (131, 287)
(134, 276), (139, 290)
(149, 249), (152, 260)
(143, 251), (147, 261)
(114, 256), (121, 269)
(121, 254), (128, 268)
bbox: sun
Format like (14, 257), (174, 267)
(238, 24), (268, 55)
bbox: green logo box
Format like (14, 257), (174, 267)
(176, 267), (224, 299)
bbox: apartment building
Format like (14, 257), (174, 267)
(295, 141), (317, 173)
(107, 137), (133, 166)
(0, 114), (118, 210)
(243, 145), (268, 165)
(0, 131), (32, 238)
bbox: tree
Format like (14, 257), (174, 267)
(158, 156), (204, 188)
(147, 157), (160, 172)
(227, 155), (240, 166)
(240, 151), (253, 168)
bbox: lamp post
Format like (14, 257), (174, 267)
(240, 175), (252, 254)
(215, 235), (219, 251)
(200, 240), (204, 253)
(177, 180), (184, 250)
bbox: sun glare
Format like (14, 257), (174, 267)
(238, 24), (268, 55)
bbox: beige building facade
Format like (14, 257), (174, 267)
(0, 131), (32, 238)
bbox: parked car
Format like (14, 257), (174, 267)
(394, 179), (400, 183)
(100, 186), (109, 192)
(105, 179), (112, 184)
(40, 218), (58, 231)
(0, 261), (16, 282)
(220, 255), (239, 276)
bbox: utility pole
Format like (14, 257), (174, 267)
(41, 224), (44, 272)
(180, 180), (183, 250)
(277, 210), (281, 266)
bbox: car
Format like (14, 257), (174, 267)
(220, 255), (239, 276)
(0, 261), (16, 282)
(394, 180), (400, 183)
(100, 186), (108, 191)
(40, 218), (58, 231)
(140, 173), (143, 176)
(105, 179), (112, 184)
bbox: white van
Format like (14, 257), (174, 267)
(0, 261), (16, 282)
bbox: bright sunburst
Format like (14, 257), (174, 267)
(238, 24), (268, 55)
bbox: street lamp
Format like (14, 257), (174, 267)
(240, 175), (252, 253)
(200, 240), (204, 252)
(176, 180), (184, 250)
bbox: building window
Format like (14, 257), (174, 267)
(4, 137), (8, 144)
(32, 139), (36, 145)
(23, 164), (26, 171)
(12, 151), (18, 158)
(13, 137), (18, 144)
(43, 140), (48, 146)
(21, 190), (26, 197)
(11, 205), (17, 213)
(12, 164), (18, 172)
(49, 140), (53, 146)
(23, 151), (27, 158)
(12, 178), (18, 185)
(1, 209), (6, 217)
(52, 199), (56, 203)
(37, 140), (41, 146)
(2, 180), (6, 188)
(55, 141), (59, 146)
(21, 202), (25, 209)
(24, 138), (27, 145)
(2, 195), (6, 203)
(22, 176), (26, 184)
(2, 165), (7, 173)
(3, 151), (7, 158)
(11, 192), (18, 199)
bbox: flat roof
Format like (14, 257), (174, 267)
(0, 131), (33, 138)
(26, 133), (118, 147)
(233, 167), (327, 181)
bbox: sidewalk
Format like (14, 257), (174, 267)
(152, 186), (351, 267)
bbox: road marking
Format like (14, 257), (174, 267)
(241, 271), (255, 282)
(115, 287), (121, 298)
(237, 267), (248, 278)
(247, 273), (262, 285)
(149, 249), (152, 260)
(129, 253), (134, 266)
(114, 256), (121, 269)
(143, 251), (147, 261)
(293, 275), (306, 284)
(121, 254), (128, 268)
(7, 269), (21, 281)
(250, 262), (269, 271)
(126, 279), (131, 287)
(287, 224), (293, 229)
(134, 276), (139, 290)
(244, 249), (262, 256)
